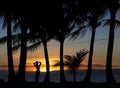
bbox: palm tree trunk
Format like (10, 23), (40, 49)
(84, 27), (96, 83)
(60, 41), (66, 83)
(43, 41), (50, 83)
(106, 12), (116, 83)
(17, 25), (27, 82)
(6, 13), (16, 82)
(73, 69), (76, 83)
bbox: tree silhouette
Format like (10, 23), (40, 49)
(6, 12), (16, 82)
(54, 0), (75, 82)
(68, 0), (106, 83)
(27, 29), (51, 83)
(53, 49), (89, 82)
(0, 5), (16, 81)
(27, 7), (56, 83)
(83, 0), (106, 83)
(12, 1), (57, 82)
(102, 0), (120, 83)
(14, 6), (33, 81)
(16, 16), (28, 82)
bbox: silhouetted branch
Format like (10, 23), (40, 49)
(0, 36), (7, 44)
(27, 41), (42, 51)
(12, 44), (21, 53)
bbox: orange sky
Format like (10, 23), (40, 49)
(0, 28), (120, 72)
(0, 10), (120, 73)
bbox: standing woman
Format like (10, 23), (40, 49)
(33, 61), (42, 83)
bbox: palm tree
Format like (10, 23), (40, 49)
(27, 29), (52, 83)
(101, 0), (120, 83)
(69, 0), (106, 83)
(0, 7), (16, 81)
(36, 27), (52, 83)
(13, 7), (33, 81)
(16, 15), (28, 81)
(0, 1), (31, 82)
(67, 0), (105, 82)
(12, 1), (57, 82)
(27, 10), (56, 83)
(0, 2), (33, 82)
(83, 0), (106, 83)
(12, 2), (43, 81)
(27, 27), (54, 83)
(64, 49), (89, 82)
(53, 49), (89, 82)
(6, 12), (16, 82)
(52, 0), (77, 83)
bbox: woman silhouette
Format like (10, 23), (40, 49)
(33, 61), (41, 83)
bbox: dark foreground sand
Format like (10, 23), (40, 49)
(0, 80), (120, 88)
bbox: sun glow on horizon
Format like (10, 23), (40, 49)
(1, 56), (120, 73)
(25, 65), (60, 72)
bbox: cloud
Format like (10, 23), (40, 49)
(92, 64), (105, 68)
(80, 64), (111, 69)
(79, 64), (106, 69)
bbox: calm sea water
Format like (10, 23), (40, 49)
(0, 69), (120, 83)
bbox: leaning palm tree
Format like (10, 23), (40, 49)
(101, 0), (120, 83)
(53, 49), (89, 82)
(83, 0), (106, 83)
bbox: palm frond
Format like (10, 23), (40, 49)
(27, 41), (42, 51)
(2, 17), (7, 29)
(12, 44), (21, 53)
(0, 36), (7, 44)
(64, 49), (89, 70)
(52, 60), (60, 67)
(115, 20), (120, 28)
(64, 55), (73, 62)
(12, 34), (21, 46)
(53, 49), (88, 72)
(69, 25), (88, 40)
(102, 19), (120, 29)
(76, 49), (89, 63)
(13, 22), (20, 32)
(65, 22), (75, 38)
(97, 21), (104, 27)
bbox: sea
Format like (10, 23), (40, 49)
(0, 69), (120, 83)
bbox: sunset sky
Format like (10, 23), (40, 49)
(0, 11), (120, 72)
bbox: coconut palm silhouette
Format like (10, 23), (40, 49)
(53, 49), (89, 82)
